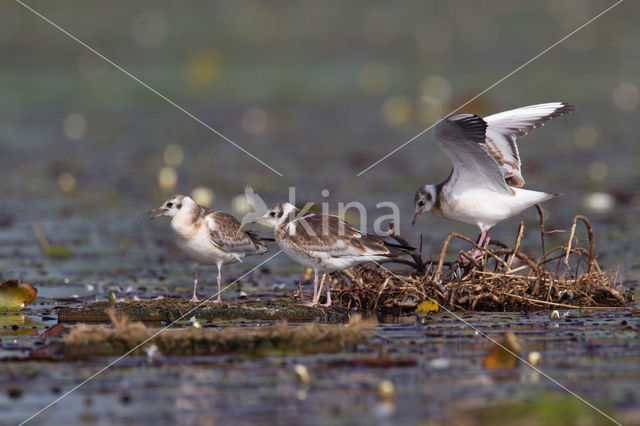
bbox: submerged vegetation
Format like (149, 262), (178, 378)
(451, 393), (616, 426)
(333, 213), (634, 313)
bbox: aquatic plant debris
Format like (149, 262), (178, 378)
(33, 220), (72, 258)
(50, 310), (372, 358)
(0, 280), (37, 310)
(333, 214), (634, 313)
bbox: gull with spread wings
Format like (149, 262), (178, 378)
(412, 102), (574, 258)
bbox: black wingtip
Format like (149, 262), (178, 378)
(557, 102), (575, 115)
(447, 113), (488, 144)
(383, 240), (416, 252)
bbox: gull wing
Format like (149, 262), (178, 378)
(207, 211), (266, 254)
(483, 102), (575, 186)
(432, 113), (512, 195)
(285, 214), (392, 258)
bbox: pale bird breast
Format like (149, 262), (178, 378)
(171, 216), (201, 242)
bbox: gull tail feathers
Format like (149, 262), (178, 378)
(512, 187), (560, 207)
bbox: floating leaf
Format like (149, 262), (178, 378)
(482, 332), (522, 370)
(415, 299), (438, 313)
(0, 280), (37, 310)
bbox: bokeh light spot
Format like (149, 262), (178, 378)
(57, 172), (77, 193)
(584, 192), (615, 213)
(612, 82), (638, 112)
(63, 113), (88, 140)
(191, 187), (215, 207)
(186, 49), (223, 87)
(573, 125), (597, 150)
(157, 166), (178, 192)
(420, 75), (451, 103)
(382, 97), (412, 127)
(163, 144), (184, 167)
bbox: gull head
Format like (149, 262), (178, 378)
(148, 195), (187, 220)
(412, 185), (436, 225)
(255, 202), (296, 228)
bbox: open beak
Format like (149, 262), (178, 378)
(411, 212), (421, 226)
(148, 207), (167, 220)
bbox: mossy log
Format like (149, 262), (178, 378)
(57, 298), (343, 323)
(32, 313), (369, 359)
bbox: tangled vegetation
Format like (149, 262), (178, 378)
(332, 211), (633, 313)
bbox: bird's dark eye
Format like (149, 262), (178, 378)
(426, 193), (432, 202)
(269, 211), (276, 217)
(418, 200), (425, 207)
(167, 202), (173, 208)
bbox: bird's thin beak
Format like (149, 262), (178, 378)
(254, 216), (267, 224)
(411, 212), (421, 226)
(148, 207), (167, 220)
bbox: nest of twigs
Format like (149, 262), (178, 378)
(331, 210), (634, 313)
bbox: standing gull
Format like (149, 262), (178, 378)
(412, 102), (574, 257)
(255, 202), (409, 307)
(149, 195), (268, 302)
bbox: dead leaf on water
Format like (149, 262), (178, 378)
(0, 280), (37, 311)
(42, 323), (68, 337)
(482, 332), (522, 370)
(415, 299), (438, 313)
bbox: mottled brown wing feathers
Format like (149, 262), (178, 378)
(286, 214), (393, 257)
(207, 211), (266, 253)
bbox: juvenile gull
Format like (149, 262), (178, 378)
(412, 102), (574, 257)
(256, 202), (408, 307)
(149, 195), (268, 302)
